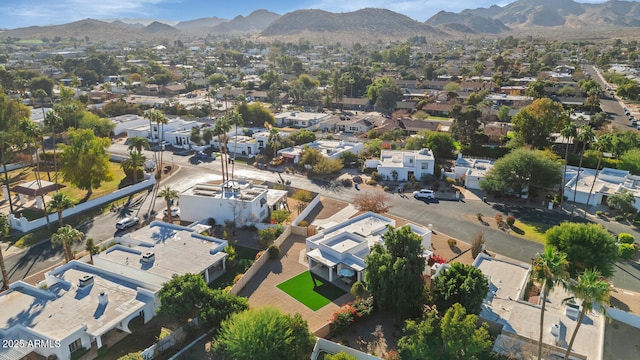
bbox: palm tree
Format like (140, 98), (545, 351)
(563, 269), (610, 360)
(144, 109), (168, 178)
(230, 112), (245, 181)
(559, 122), (577, 210)
(531, 247), (569, 360)
(268, 127), (281, 159)
(158, 187), (179, 224)
(51, 225), (84, 263)
(44, 110), (62, 183)
(85, 238), (99, 264)
(0, 213), (11, 290)
(213, 116), (231, 183)
(0, 131), (17, 214)
(128, 136), (150, 154)
(122, 151), (146, 184)
(570, 126), (595, 216)
(19, 119), (51, 227)
(49, 192), (74, 227)
(202, 127), (215, 146)
(584, 135), (612, 218)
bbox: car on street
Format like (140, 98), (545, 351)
(116, 217), (139, 230)
(413, 189), (435, 200)
(194, 151), (214, 161)
(163, 206), (180, 217)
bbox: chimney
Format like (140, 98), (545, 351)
(98, 292), (108, 306)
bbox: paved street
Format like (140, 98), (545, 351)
(3, 143), (640, 292)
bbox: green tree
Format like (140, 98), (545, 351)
(127, 136), (150, 154)
(571, 126), (596, 214)
(236, 102), (275, 127)
(29, 75), (55, 97)
(366, 77), (402, 113)
(49, 192), (74, 227)
(497, 105), (511, 122)
(480, 149), (562, 198)
(213, 307), (315, 360)
(512, 98), (567, 149)
(51, 225), (84, 263)
(325, 352), (358, 360)
(289, 129), (316, 145)
(531, 247), (569, 360)
(450, 105), (482, 145)
(423, 131), (456, 160)
(618, 148), (640, 175)
(365, 226), (427, 319)
(59, 129), (113, 196)
(144, 109), (168, 178)
(158, 187), (179, 224)
(440, 303), (493, 359)
(0, 213), (11, 290)
(121, 151), (146, 184)
(271, 209), (290, 224)
(545, 223), (618, 278)
(229, 112), (244, 181)
(85, 238), (99, 264)
(432, 262), (489, 315)
(607, 189), (637, 216)
(563, 270), (610, 360)
(214, 116), (232, 182)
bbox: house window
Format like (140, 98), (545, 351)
(421, 163), (429, 170)
(409, 159), (414, 164)
(69, 338), (82, 353)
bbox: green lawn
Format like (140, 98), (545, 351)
(276, 271), (346, 311)
(510, 220), (550, 244)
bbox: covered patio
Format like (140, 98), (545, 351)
(8, 180), (65, 210)
(306, 248), (364, 286)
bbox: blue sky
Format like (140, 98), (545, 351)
(0, 0), (619, 29)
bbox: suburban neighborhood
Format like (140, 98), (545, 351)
(1, 1), (640, 359)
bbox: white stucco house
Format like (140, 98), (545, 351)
(366, 149), (435, 181)
(274, 111), (330, 128)
(278, 140), (364, 164)
(125, 117), (200, 146)
(111, 114), (149, 136)
(178, 180), (288, 226)
(564, 167), (640, 210)
(0, 261), (159, 360)
(306, 212), (432, 284)
(453, 155), (495, 190)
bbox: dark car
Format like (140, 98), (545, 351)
(194, 151), (209, 160)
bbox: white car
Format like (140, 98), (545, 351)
(116, 217), (139, 230)
(413, 189), (435, 200)
(163, 206), (180, 217)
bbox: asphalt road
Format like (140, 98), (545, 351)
(584, 65), (637, 130)
(4, 144), (640, 292)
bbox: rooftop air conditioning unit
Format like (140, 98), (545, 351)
(141, 252), (155, 264)
(78, 274), (94, 288)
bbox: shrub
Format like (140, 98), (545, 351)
(330, 304), (357, 335)
(596, 210), (604, 216)
(341, 178), (353, 187)
(447, 238), (457, 248)
(445, 177), (457, 185)
(618, 233), (635, 244)
(615, 215), (625, 222)
(495, 213), (503, 222)
(352, 296), (374, 318)
(233, 274), (243, 284)
(471, 231), (485, 259)
(366, 179), (377, 185)
(268, 245), (280, 259)
(618, 243), (636, 260)
(427, 254), (447, 266)
(255, 250), (266, 260)
(476, 212), (483, 221)
(371, 171), (381, 181)
(350, 281), (367, 298)
(506, 215), (516, 226)
(97, 345), (109, 357)
(298, 220), (309, 227)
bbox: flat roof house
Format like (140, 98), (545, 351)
(474, 254), (605, 360)
(95, 221), (229, 286)
(306, 212), (432, 284)
(0, 262), (159, 360)
(278, 140), (364, 164)
(367, 149), (435, 182)
(179, 180), (288, 226)
(564, 167), (640, 210)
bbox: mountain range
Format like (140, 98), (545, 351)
(2, 0), (640, 43)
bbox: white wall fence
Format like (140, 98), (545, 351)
(292, 194), (321, 226)
(227, 225), (292, 296)
(9, 174), (156, 233)
(140, 324), (187, 360)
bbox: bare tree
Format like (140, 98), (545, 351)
(353, 191), (391, 213)
(471, 230), (486, 259)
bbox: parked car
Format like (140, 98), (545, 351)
(413, 189), (435, 200)
(116, 217), (139, 230)
(163, 206), (180, 217)
(194, 151), (210, 160)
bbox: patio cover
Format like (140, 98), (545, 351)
(12, 180), (65, 197)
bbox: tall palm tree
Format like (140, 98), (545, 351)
(563, 269), (610, 360)
(51, 225), (84, 263)
(44, 110), (62, 183)
(268, 127), (281, 159)
(144, 109), (168, 178)
(19, 119), (51, 227)
(570, 126), (595, 216)
(584, 135), (612, 218)
(213, 116), (231, 183)
(49, 192), (74, 227)
(158, 187), (179, 224)
(0, 213), (11, 290)
(531, 247), (569, 360)
(121, 151), (146, 184)
(128, 136), (150, 154)
(559, 122), (577, 210)
(230, 112), (245, 181)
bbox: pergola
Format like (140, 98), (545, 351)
(11, 180), (65, 209)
